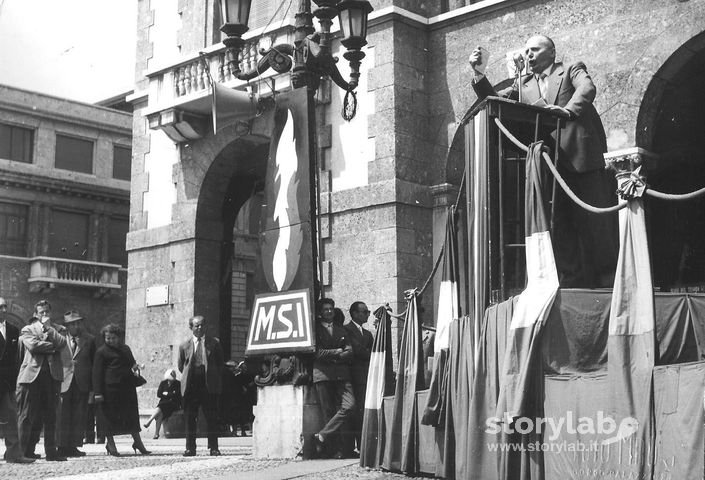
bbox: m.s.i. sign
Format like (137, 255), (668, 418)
(244, 88), (317, 355)
(245, 289), (314, 354)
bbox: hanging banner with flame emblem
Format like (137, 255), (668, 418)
(245, 88), (316, 355)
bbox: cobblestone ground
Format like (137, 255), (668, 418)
(0, 436), (414, 480)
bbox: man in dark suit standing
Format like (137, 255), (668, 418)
(178, 315), (224, 457)
(344, 301), (373, 456)
(16, 299), (67, 461)
(0, 297), (34, 464)
(311, 298), (355, 458)
(469, 35), (618, 288)
(56, 310), (95, 458)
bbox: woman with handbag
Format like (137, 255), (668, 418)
(92, 323), (151, 456)
(143, 368), (182, 439)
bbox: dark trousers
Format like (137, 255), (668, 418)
(17, 368), (60, 456)
(183, 367), (219, 451)
(84, 403), (104, 442)
(56, 379), (88, 448)
(551, 168), (619, 288)
(0, 389), (23, 460)
(315, 380), (355, 452)
(350, 381), (367, 451)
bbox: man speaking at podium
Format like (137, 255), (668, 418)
(469, 35), (618, 288)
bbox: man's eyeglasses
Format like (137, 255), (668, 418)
(0, 305), (7, 310)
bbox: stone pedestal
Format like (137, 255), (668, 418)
(253, 384), (323, 459)
(253, 385), (303, 458)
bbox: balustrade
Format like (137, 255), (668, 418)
(28, 256), (122, 291)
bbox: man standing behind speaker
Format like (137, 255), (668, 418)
(56, 310), (95, 458)
(178, 315), (224, 457)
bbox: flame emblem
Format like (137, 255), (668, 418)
(270, 109), (303, 291)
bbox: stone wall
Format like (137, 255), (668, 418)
(127, 0), (705, 414)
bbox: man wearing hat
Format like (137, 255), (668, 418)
(56, 310), (96, 458)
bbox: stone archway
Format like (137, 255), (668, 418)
(186, 119), (273, 359)
(635, 31), (705, 290)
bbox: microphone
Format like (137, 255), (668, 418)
(512, 52), (525, 75)
(512, 53), (525, 103)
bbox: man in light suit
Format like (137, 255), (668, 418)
(56, 310), (95, 458)
(0, 297), (34, 464)
(344, 301), (373, 456)
(16, 300), (67, 461)
(469, 35), (618, 288)
(178, 315), (224, 457)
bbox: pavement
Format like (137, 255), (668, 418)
(0, 435), (412, 480)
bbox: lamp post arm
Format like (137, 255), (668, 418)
(233, 44), (296, 81)
(327, 63), (353, 92)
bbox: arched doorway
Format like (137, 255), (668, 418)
(194, 137), (269, 360)
(637, 32), (705, 290)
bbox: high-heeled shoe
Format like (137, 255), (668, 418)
(105, 444), (120, 457)
(132, 442), (151, 455)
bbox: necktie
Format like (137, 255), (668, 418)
(194, 338), (203, 366)
(537, 73), (548, 100)
(71, 336), (77, 354)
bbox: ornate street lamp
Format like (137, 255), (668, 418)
(218, 0), (373, 119)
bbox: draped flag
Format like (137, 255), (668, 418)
(382, 295), (424, 474)
(496, 142), (559, 420)
(607, 197), (655, 479)
(360, 306), (394, 468)
(421, 207), (460, 426)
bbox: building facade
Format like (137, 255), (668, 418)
(0, 85), (131, 335)
(127, 0), (705, 413)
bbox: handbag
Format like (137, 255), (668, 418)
(132, 372), (147, 387)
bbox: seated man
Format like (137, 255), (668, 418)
(469, 35), (618, 288)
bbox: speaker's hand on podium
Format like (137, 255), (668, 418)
(545, 104), (573, 118)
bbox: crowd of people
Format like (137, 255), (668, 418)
(0, 299), (256, 464)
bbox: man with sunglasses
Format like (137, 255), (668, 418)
(344, 301), (374, 457)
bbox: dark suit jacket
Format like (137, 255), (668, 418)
(0, 322), (20, 393)
(92, 344), (137, 396)
(60, 333), (96, 393)
(344, 322), (373, 388)
(178, 336), (224, 396)
(17, 321), (66, 384)
(313, 322), (352, 383)
(472, 61), (607, 173)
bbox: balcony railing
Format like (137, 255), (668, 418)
(28, 257), (122, 292)
(145, 26), (295, 117)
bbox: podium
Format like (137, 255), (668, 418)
(462, 96), (567, 316)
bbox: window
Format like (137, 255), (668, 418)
(107, 217), (129, 266)
(55, 134), (93, 174)
(0, 123), (33, 163)
(0, 202), (28, 256)
(49, 210), (89, 260)
(113, 145), (132, 181)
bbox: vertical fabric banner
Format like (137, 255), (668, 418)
(360, 306), (394, 468)
(382, 295), (424, 474)
(422, 207), (460, 426)
(496, 142), (559, 420)
(607, 198), (655, 479)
